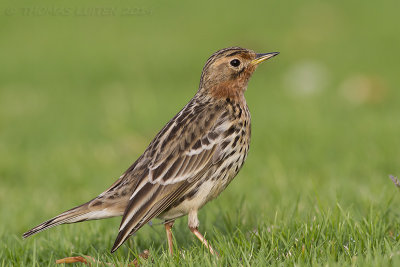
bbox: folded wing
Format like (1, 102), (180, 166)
(111, 101), (232, 252)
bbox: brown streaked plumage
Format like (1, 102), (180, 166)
(23, 47), (279, 255)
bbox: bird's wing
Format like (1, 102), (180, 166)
(111, 101), (234, 252)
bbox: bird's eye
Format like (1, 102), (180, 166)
(230, 59), (241, 67)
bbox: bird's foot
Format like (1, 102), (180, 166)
(189, 227), (220, 257)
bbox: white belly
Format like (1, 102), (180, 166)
(158, 163), (239, 221)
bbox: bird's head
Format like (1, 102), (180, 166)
(198, 47), (279, 102)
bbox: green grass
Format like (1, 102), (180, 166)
(1, 0), (400, 266)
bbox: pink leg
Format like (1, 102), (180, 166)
(189, 227), (219, 256)
(164, 221), (175, 255)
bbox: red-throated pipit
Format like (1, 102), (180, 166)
(23, 47), (279, 256)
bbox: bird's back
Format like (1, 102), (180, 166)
(158, 96), (251, 221)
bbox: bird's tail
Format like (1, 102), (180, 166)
(23, 176), (129, 238)
(23, 197), (124, 238)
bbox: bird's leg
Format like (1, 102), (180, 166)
(189, 227), (218, 256)
(188, 210), (219, 256)
(164, 220), (175, 255)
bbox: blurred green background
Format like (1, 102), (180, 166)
(1, 0), (399, 265)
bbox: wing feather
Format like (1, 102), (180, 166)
(111, 160), (213, 252)
(111, 100), (232, 252)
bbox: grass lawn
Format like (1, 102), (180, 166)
(1, 0), (400, 266)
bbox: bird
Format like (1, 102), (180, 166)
(23, 47), (279, 255)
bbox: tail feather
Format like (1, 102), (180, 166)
(23, 178), (129, 239)
(23, 202), (92, 238)
(23, 198), (124, 238)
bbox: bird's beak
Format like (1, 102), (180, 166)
(251, 52), (280, 65)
